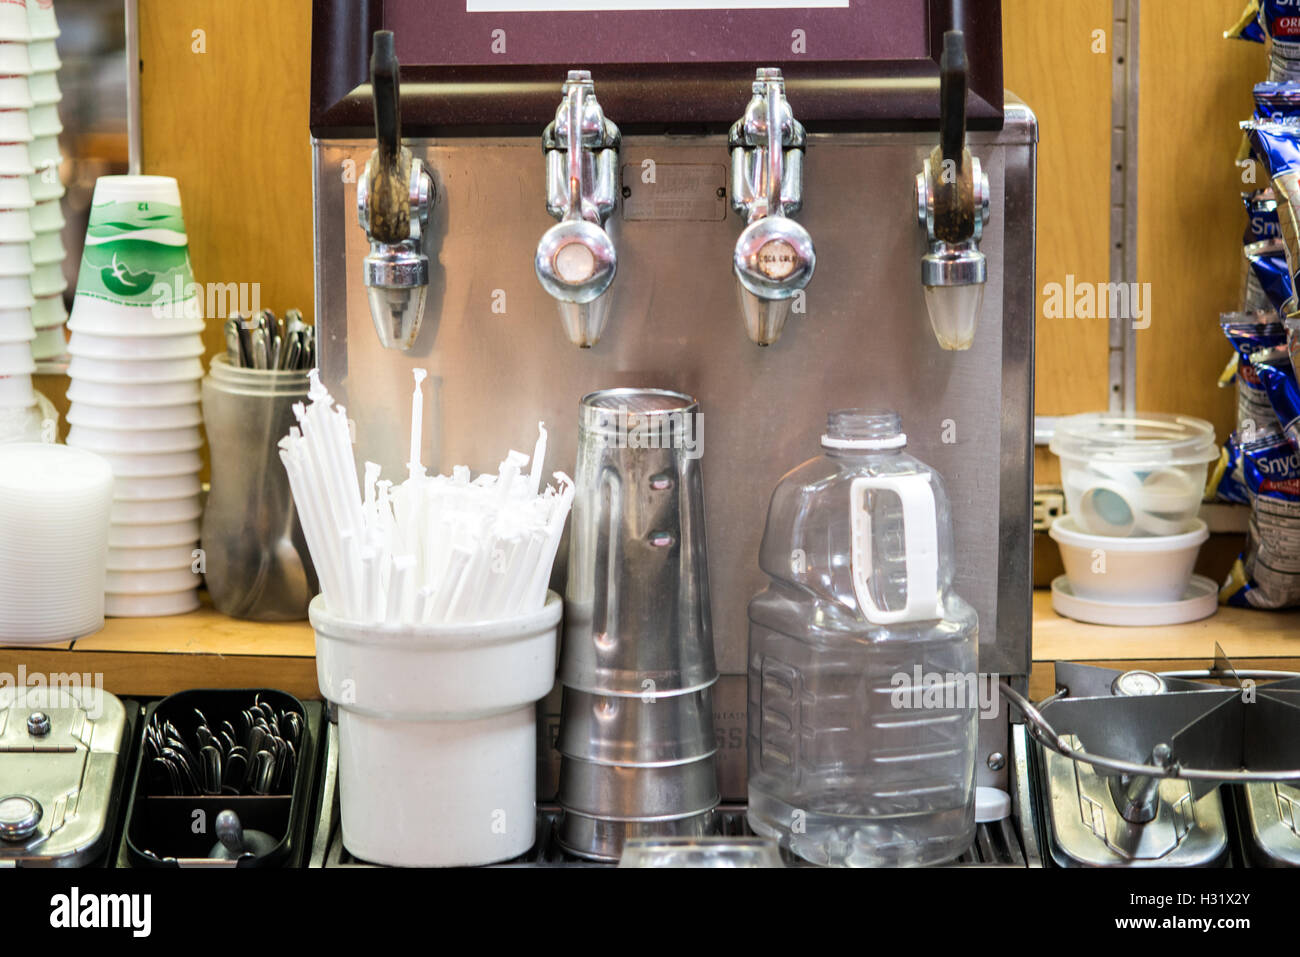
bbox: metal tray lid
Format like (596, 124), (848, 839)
(0, 686), (127, 867)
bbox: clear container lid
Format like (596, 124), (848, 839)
(1049, 412), (1218, 467)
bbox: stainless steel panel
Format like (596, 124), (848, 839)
(312, 102), (1037, 794)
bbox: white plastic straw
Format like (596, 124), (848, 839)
(280, 375), (573, 625)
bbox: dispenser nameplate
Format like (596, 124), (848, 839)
(621, 163), (727, 222)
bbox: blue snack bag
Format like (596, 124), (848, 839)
(1209, 432), (1253, 505)
(1251, 344), (1300, 443)
(1243, 191), (1282, 243)
(1221, 429), (1300, 608)
(1227, 0), (1266, 42)
(1246, 240), (1294, 309)
(1261, 1), (1300, 79)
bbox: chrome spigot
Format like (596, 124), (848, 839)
(356, 30), (435, 351)
(728, 68), (814, 346)
(915, 30), (991, 351)
(536, 70), (621, 347)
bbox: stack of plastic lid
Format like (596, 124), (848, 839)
(0, 442), (113, 641)
(66, 175), (204, 617)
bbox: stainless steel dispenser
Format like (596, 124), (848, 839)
(356, 31), (435, 351)
(310, 0), (1034, 821)
(915, 30), (991, 351)
(728, 68), (814, 346)
(537, 71), (621, 348)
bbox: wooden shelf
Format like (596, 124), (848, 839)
(0, 604), (317, 700)
(2, 593), (1297, 703)
(1027, 591), (1300, 698)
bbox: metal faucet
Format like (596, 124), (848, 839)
(915, 30), (991, 351)
(356, 31), (435, 351)
(536, 71), (621, 348)
(728, 68), (814, 346)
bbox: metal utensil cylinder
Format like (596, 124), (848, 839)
(200, 356), (318, 620)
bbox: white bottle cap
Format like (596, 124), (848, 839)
(975, 786), (1011, 823)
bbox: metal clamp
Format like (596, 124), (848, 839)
(536, 70), (621, 347)
(728, 68), (814, 346)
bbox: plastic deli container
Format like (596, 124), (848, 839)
(1049, 412), (1218, 537)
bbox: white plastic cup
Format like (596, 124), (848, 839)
(29, 322), (63, 359)
(27, 0), (57, 40)
(109, 495), (202, 525)
(26, 39), (58, 73)
(106, 518), (200, 547)
(29, 227), (63, 263)
(30, 292), (64, 327)
(105, 589), (199, 617)
(0, 341), (34, 375)
(26, 103), (59, 139)
(0, 75), (31, 109)
(104, 567), (201, 593)
(0, 108), (32, 142)
(68, 401), (201, 431)
(0, 241), (33, 276)
(0, 371), (32, 406)
(112, 474), (201, 501)
(27, 69), (59, 105)
(26, 134), (56, 169)
(107, 543), (200, 572)
(0, 172), (33, 207)
(67, 354), (203, 384)
(0, 308), (34, 343)
(0, 41), (33, 75)
(0, 142), (34, 175)
(68, 330), (203, 361)
(29, 259), (63, 296)
(311, 592), (562, 866)
(0, 208), (34, 242)
(0, 3), (30, 42)
(89, 449), (201, 478)
(1049, 514), (1208, 604)
(28, 196), (60, 231)
(28, 166), (62, 201)
(67, 424), (202, 455)
(66, 378), (201, 407)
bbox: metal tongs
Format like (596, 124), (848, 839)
(223, 309), (315, 370)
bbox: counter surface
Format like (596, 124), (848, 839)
(1, 593), (1296, 703)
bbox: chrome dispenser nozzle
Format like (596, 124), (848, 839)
(728, 68), (814, 346)
(357, 30), (435, 351)
(916, 30), (991, 352)
(536, 71), (621, 347)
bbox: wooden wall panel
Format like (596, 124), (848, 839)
(1002, 0), (1113, 481)
(138, 0), (315, 366)
(1136, 0), (1266, 441)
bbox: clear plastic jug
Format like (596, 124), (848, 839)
(746, 410), (978, 867)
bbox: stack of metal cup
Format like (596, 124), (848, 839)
(556, 388), (720, 862)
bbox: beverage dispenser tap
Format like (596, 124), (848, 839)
(536, 71), (621, 348)
(915, 30), (991, 351)
(728, 68), (814, 346)
(356, 30), (435, 351)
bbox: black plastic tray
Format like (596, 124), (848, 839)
(121, 689), (321, 868)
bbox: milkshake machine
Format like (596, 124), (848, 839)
(309, 0), (1036, 851)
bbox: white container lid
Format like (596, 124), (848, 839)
(1050, 412), (1218, 467)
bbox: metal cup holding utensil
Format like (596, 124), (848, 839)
(200, 356), (318, 620)
(556, 388), (720, 861)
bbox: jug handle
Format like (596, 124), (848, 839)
(849, 474), (942, 624)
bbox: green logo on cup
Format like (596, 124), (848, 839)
(74, 200), (194, 308)
(99, 253), (157, 298)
